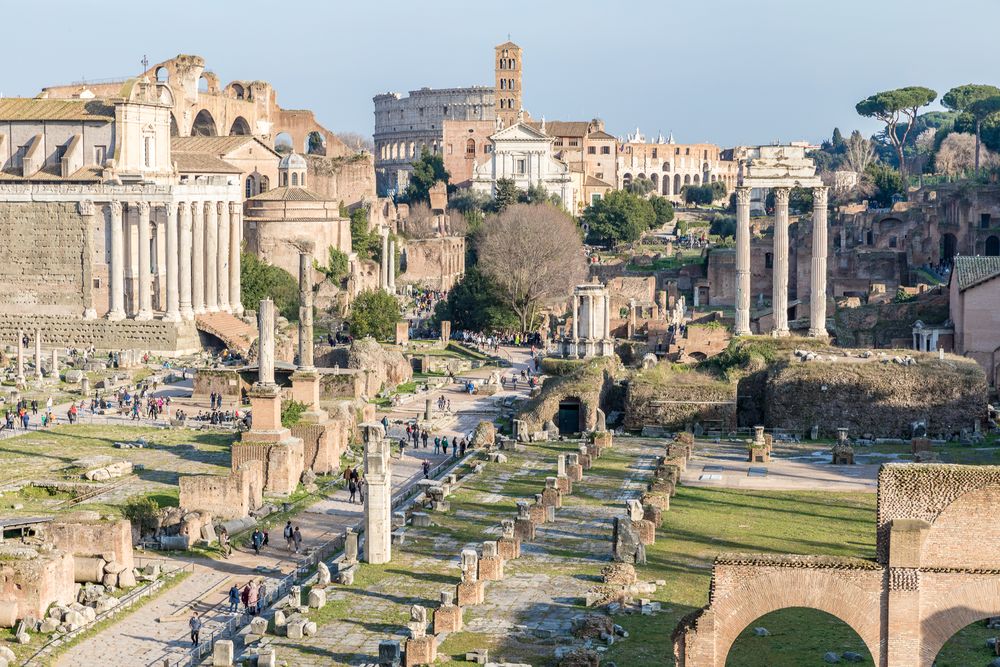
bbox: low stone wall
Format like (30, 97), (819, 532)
(45, 518), (134, 571)
(0, 315), (200, 355)
(624, 370), (736, 432)
(0, 550), (75, 625)
(179, 460), (264, 520)
(193, 368), (249, 399)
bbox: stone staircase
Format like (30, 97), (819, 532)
(195, 312), (257, 357)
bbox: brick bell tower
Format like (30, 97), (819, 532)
(495, 40), (523, 128)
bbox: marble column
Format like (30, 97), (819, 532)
(258, 298), (275, 385)
(363, 424), (392, 564)
(772, 187), (791, 337)
(218, 202), (231, 312)
(164, 202), (181, 321)
(587, 294), (595, 338)
(34, 330), (42, 380)
(387, 239), (396, 294)
(809, 186), (829, 338)
(298, 250), (315, 369)
(572, 292), (579, 341)
(205, 201), (219, 312)
(734, 186), (752, 336)
(16, 330), (24, 384)
(107, 201), (126, 321)
(136, 202), (153, 320)
(380, 232), (389, 291)
(229, 202), (243, 315)
(603, 293), (611, 339)
(179, 202), (194, 320)
(51, 348), (59, 381)
(192, 202), (206, 314)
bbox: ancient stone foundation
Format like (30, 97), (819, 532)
(179, 460), (264, 519)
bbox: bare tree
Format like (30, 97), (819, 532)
(477, 203), (587, 331)
(844, 130), (876, 175)
(399, 202), (439, 239)
(936, 132), (979, 176)
(334, 132), (375, 153)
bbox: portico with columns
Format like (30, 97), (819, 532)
(733, 145), (826, 338)
(561, 282), (615, 359)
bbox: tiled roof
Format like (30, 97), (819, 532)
(585, 175), (613, 188)
(589, 130), (617, 140)
(171, 135), (276, 156)
(528, 120), (589, 138)
(953, 255), (1000, 291)
(248, 186), (325, 202)
(0, 165), (102, 182)
(172, 152), (242, 174)
(0, 98), (114, 122)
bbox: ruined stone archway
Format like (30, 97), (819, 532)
(191, 109), (218, 136)
(622, 173), (633, 189)
(274, 132), (293, 154)
(940, 232), (958, 264)
(169, 113), (179, 137)
(920, 577), (1000, 666)
(229, 116), (251, 136)
(306, 131), (326, 155)
(726, 607), (875, 666)
(986, 235), (999, 256)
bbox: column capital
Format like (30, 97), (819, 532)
(229, 201), (241, 215)
(735, 186), (752, 205)
(812, 185), (829, 208)
(110, 200), (122, 215)
(137, 200), (151, 215)
(773, 186), (791, 205)
(163, 200), (178, 214)
(216, 201), (226, 215)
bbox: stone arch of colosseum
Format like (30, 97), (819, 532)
(673, 463), (1000, 667)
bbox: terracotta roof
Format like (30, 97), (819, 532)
(528, 120), (589, 138)
(171, 135), (278, 157)
(0, 98), (114, 122)
(248, 186), (326, 202)
(952, 255), (1000, 291)
(589, 130), (617, 140)
(172, 152), (242, 174)
(585, 175), (613, 188)
(0, 165), (102, 182)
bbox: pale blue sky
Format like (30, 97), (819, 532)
(4, 0), (997, 147)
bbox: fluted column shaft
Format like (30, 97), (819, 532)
(108, 201), (126, 320)
(772, 187), (790, 336)
(809, 186), (830, 337)
(218, 202), (231, 312)
(734, 186), (752, 335)
(229, 202), (243, 315)
(205, 202), (219, 312)
(298, 250), (315, 368)
(192, 202), (206, 314)
(16, 330), (24, 383)
(572, 293), (579, 341)
(603, 293), (611, 339)
(34, 330), (42, 380)
(258, 298), (275, 385)
(136, 202), (153, 320)
(179, 202), (194, 320)
(164, 202), (181, 321)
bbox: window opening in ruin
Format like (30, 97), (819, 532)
(986, 235), (1000, 256)
(765, 252), (773, 269)
(982, 213), (992, 229)
(466, 139), (475, 156)
(198, 76), (208, 93)
(155, 66), (168, 83)
(588, 146), (596, 154)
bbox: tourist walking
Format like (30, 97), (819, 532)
(422, 459), (431, 478)
(189, 613), (202, 646)
(228, 584), (240, 612)
(293, 526), (302, 554)
(284, 521), (294, 551)
(240, 582), (250, 614)
(247, 580), (259, 616)
(251, 529), (263, 555)
(421, 430), (428, 448)
(433, 436), (440, 454)
(348, 478), (358, 504)
(441, 436), (449, 456)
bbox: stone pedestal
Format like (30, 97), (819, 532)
(478, 542), (504, 581)
(540, 478), (562, 508)
(433, 603), (463, 634)
(395, 321), (409, 345)
(514, 517), (535, 542)
(636, 519), (656, 545)
(440, 320), (451, 343)
(555, 475), (572, 494)
(455, 580), (485, 606)
(404, 636), (437, 666)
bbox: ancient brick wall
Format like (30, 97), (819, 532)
(179, 460), (262, 520)
(763, 355), (986, 438)
(0, 202), (88, 316)
(624, 377), (736, 431)
(0, 552), (75, 624)
(0, 314), (199, 355)
(306, 154), (376, 208)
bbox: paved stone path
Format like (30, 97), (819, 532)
(55, 348), (534, 667)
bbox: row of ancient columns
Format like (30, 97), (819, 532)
(106, 200), (242, 322)
(734, 185), (828, 337)
(379, 231), (396, 294)
(571, 291), (611, 341)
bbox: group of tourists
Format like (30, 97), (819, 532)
(402, 421), (467, 464)
(343, 467), (366, 504)
(225, 579), (268, 616)
(207, 391), (226, 410)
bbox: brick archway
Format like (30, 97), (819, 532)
(919, 576), (1000, 666)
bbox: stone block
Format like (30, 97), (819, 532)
(433, 603), (462, 633)
(257, 650), (276, 667)
(456, 580), (484, 606)
(285, 619), (306, 639)
(317, 562), (331, 585)
(527, 504), (547, 524)
(249, 616), (268, 636)
(567, 464), (584, 482)
(635, 519), (656, 545)
(308, 588), (326, 609)
(303, 621), (317, 636)
(478, 552), (504, 581)
(212, 639), (234, 666)
(412, 512), (432, 527)
(497, 536), (520, 560)
(514, 517), (535, 541)
(379, 640), (402, 666)
(404, 635), (437, 666)
(555, 475), (572, 494)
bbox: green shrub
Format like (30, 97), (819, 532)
(281, 400), (307, 428)
(122, 496), (159, 533)
(540, 357), (585, 376)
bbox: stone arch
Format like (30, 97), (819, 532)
(663, 177), (671, 196)
(230, 83), (245, 100)
(920, 577), (1000, 666)
(650, 173), (659, 189)
(726, 608), (875, 666)
(229, 116), (251, 136)
(198, 75), (209, 93)
(191, 109), (218, 137)
(169, 113), (179, 138)
(674, 174), (681, 194)
(274, 131), (293, 154)
(684, 174), (691, 185)
(622, 173), (633, 189)
(155, 66), (169, 83)
(466, 138), (476, 156)
(694, 174), (701, 185)
(306, 131), (326, 155)
(408, 141), (415, 159)
(986, 235), (999, 256)
(708, 570), (882, 667)
(663, 162), (671, 171)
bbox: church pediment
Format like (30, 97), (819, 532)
(490, 121), (551, 142)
